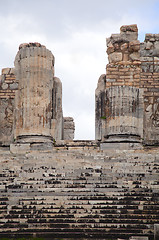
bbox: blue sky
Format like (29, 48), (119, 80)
(0, 0), (159, 139)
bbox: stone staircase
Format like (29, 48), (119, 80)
(0, 147), (158, 239)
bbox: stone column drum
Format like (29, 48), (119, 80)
(14, 43), (54, 143)
(95, 25), (144, 142)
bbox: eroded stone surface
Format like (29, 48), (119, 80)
(63, 117), (75, 140)
(14, 43), (55, 141)
(0, 146), (158, 239)
(96, 24), (159, 145)
(0, 43), (75, 145)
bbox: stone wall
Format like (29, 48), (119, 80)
(0, 145), (158, 239)
(140, 34), (159, 145)
(0, 68), (18, 145)
(95, 25), (159, 145)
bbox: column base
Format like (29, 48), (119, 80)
(104, 134), (141, 143)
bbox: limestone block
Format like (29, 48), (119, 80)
(145, 41), (153, 50)
(120, 24), (138, 41)
(121, 32), (138, 41)
(108, 52), (122, 63)
(10, 143), (30, 154)
(63, 117), (75, 140)
(145, 33), (159, 41)
(129, 52), (140, 61)
(140, 48), (153, 57)
(10, 68), (15, 75)
(2, 68), (11, 75)
(107, 34), (128, 45)
(152, 48), (159, 57)
(107, 42), (114, 54)
(123, 52), (129, 61)
(120, 24), (138, 33)
(121, 43), (129, 51)
(114, 43), (120, 51)
(1, 82), (8, 90)
(140, 56), (153, 62)
(100, 142), (142, 150)
(154, 41), (159, 50)
(129, 40), (140, 52)
(9, 82), (18, 90)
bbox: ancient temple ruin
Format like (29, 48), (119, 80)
(0, 25), (159, 240)
(0, 43), (75, 146)
(96, 24), (159, 146)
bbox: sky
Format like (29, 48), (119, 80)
(0, 0), (159, 139)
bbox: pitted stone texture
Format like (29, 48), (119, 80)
(0, 98), (14, 144)
(106, 24), (139, 64)
(10, 143), (30, 154)
(120, 24), (138, 41)
(140, 35), (159, 144)
(1, 82), (8, 90)
(51, 77), (63, 140)
(140, 34), (159, 61)
(108, 52), (122, 63)
(0, 68), (17, 145)
(63, 117), (75, 140)
(96, 24), (159, 145)
(14, 43), (55, 142)
(103, 86), (143, 140)
(0, 146), (158, 239)
(95, 74), (106, 141)
(19, 42), (45, 50)
(9, 82), (18, 90)
(120, 24), (138, 33)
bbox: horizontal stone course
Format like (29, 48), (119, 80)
(0, 146), (158, 238)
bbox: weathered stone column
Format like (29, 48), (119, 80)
(95, 74), (106, 141)
(14, 43), (54, 143)
(51, 77), (63, 140)
(96, 25), (144, 143)
(63, 117), (75, 140)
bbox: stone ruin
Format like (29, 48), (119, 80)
(0, 25), (159, 240)
(0, 42), (75, 146)
(96, 24), (159, 146)
(1, 24), (159, 148)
